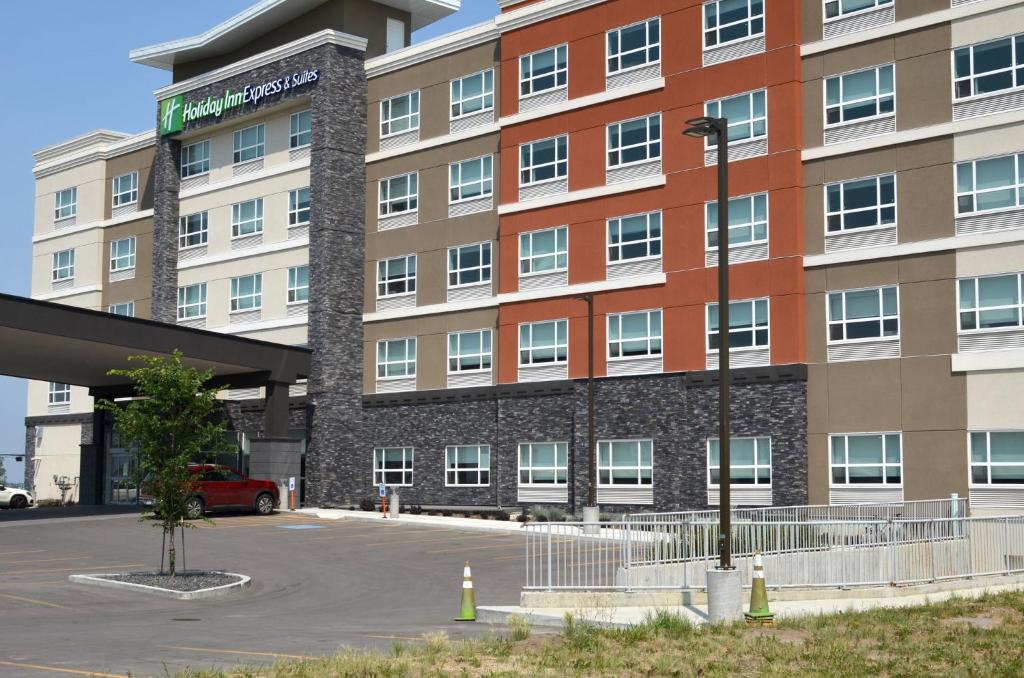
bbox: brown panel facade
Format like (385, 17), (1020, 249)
(101, 217), (155, 319)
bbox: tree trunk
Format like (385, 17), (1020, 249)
(167, 523), (177, 577)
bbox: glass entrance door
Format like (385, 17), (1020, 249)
(106, 449), (137, 505)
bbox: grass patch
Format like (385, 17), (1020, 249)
(177, 591), (1024, 677)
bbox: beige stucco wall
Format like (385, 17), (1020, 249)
(29, 423), (84, 503)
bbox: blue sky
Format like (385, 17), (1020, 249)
(0, 0), (497, 486)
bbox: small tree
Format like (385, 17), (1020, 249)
(98, 352), (228, 576)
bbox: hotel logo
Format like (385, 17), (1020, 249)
(159, 95), (184, 136)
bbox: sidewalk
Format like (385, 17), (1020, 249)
(296, 507), (528, 533)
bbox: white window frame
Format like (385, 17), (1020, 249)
(607, 309), (662, 361)
(177, 283), (207, 320)
(952, 33), (1024, 102)
(828, 286), (899, 345)
(598, 439), (654, 487)
(829, 432), (902, 487)
(957, 273), (1024, 333)
(378, 172), (418, 217)
(380, 91), (420, 138)
(232, 123), (265, 164)
(607, 113), (662, 169)
(448, 242), (492, 289)
(109, 237), (136, 273)
(608, 211), (662, 263)
(231, 198), (264, 238)
(111, 171), (139, 207)
(377, 254), (417, 299)
(706, 298), (770, 352)
(54, 188), (76, 221)
(377, 337), (416, 379)
(955, 153), (1024, 217)
(229, 273), (263, 313)
(607, 17), (661, 75)
(181, 139), (211, 178)
(519, 319), (568, 367)
(290, 109), (312, 148)
(108, 301), (134, 317)
(519, 442), (569, 486)
(520, 226), (568, 277)
(707, 437), (772, 487)
(178, 211), (208, 249)
(825, 174), (897, 234)
(703, 0), (765, 50)
(519, 44), (568, 100)
(970, 430), (1024, 487)
(445, 445), (491, 487)
(373, 447), (414, 486)
(824, 0), (892, 22)
(705, 89), (767, 147)
(705, 193), (769, 250)
(48, 382), (71, 405)
(450, 69), (495, 120)
(289, 187), (311, 226)
(448, 329), (493, 374)
(824, 63), (895, 128)
(449, 155), (494, 204)
(288, 265), (309, 304)
(51, 249), (74, 282)
(519, 135), (568, 187)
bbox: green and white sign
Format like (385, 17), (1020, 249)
(159, 95), (184, 136)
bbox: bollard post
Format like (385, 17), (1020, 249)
(389, 489), (400, 519)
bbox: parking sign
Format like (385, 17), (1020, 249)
(289, 477), (296, 492)
(378, 483), (386, 498)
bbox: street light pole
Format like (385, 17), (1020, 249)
(575, 294), (598, 532)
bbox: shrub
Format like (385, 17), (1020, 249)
(530, 506), (550, 522)
(495, 510), (511, 521)
(517, 509), (530, 523)
(507, 614), (532, 642)
(408, 504), (424, 515)
(359, 496), (376, 512)
(441, 510), (453, 517)
(547, 507), (567, 522)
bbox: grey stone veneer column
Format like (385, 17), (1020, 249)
(151, 135), (181, 323)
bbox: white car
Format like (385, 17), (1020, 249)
(0, 485), (33, 509)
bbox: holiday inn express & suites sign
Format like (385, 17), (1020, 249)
(160, 68), (320, 136)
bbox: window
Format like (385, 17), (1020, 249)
(108, 301), (134, 317)
(708, 298), (769, 350)
(825, 64), (894, 126)
(708, 437), (771, 485)
(230, 273), (262, 312)
(54, 188), (76, 220)
(703, 0), (764, 48)
(380, 91), (419, 137)
(953, 34), (1024, 100)
(451, 69), (494, 119)
(607, 114), (661, 168)
(51, 249), (74, 281)
(705, 90), (767, 145)
(519, 443), (568, 485)
(289, 187), (311, 225)
(830, 433), (902, 485)
(971, 431), (1024, 485)
(958, 274), (1024, 331)
(449, 242), (491, 288)
(177, 283), (207, 320)
(450, 156), (493, 203)
(520, 44), (567, 97)
(609, 211), (662, 262)
(519, 320), (567, 366)
(825, 0), (892, 20)
(445, 445), (490, 486)
(520, 136), (568, 187)
(232, 123), (265, 163)
(112, 171), (139, 207)
(109, 237), (136, 272)
(377, 338), (416, 378)
(828, 286), (899, 342)
(826, 174), (895, 233)
(449, 329), (492, 373)
(178, 212), (208, 248)
(608, 17), (660, 74)
(48, 382), (70, 405)
(598, 439), (653, 486)
(374, 447), (414, 486)
(520, 226), (567, 275)
(956, 154), (1024, 215)
(181, 140), (210, 178)
(231, 198), (264, 237)
(290, 109), (312, 148)
(386, 17), (406, 53)
(706, 193), (768, 248)
(377, 255), (416, 297)
(378, 173), (418, 216)
(608, 310), (662, 359)
(288, 265), (309, 304)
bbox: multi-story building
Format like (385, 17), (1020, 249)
(23, 0), (1024, 514)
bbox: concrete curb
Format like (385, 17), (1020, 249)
(299, 508), (529, 534)
(68, 572), (251, 600)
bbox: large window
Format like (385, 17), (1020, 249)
(953, 34), (1024, 101)
(177, 283), (207, 320)
(971, 431), (1024, 485)
(608, 310), (662, 360)
(956, 154), (1024, 215)
(289, 187), (311, 225)
(54, 188), (76, 220)
(377, 338), (416, 378)
(451, 69), (494, 119)
(445, 445), (490, 486)
(706, 193), (768, 248)
(48, 382), (70, 405)
(290, 109), (312, 148)
(708, 437), (771, 485)
(830, 433), (902, 485)
(377, 254), (416, 298)
(520, 136), (568, 186)
(519, 443), (568, 485)
(51, 249), (74, 281)
(112, 171), (139, 207)
(608, 211), (661, 262)
(520, 45), (567, 98)
(607, 114), (661, 168)
(828, 286), (899, 342)
(825, 64), (894, 126)
(109, 237), (136, 272)
(288, 265), (309, 304)
(703, 0), (764, 48)
(181, 140), (210, 178)
(108, 301), (134, 317)
(825, 174), (896, 233)
(448, 329), (492, 373)
(598, 439), (653, 486)
(607, 17), (660, 74)
(379, 172), (418, 216)
(178, 211), (208, 248)
(380, 91), (420, 138)
(519, 320), (568, 366)
(450, 155), (493, 203)
(708, 298), (769, 350)
(958, 273), (1024, 331)
(825, 0), (892, 20)
(520, 226), (567, 275)
(230, 274), (262, 312)
(705, 90), (767, 145)
(232, 123), (265, 163)
(231, 198), (264, 238)
(449, 242), (491, 288)
(373, 447), (414, 486)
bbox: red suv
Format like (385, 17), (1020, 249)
(142, 465), (279, 519)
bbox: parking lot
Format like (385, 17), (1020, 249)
(0, 510), (527, 677)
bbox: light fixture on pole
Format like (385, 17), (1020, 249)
(575, 294), (599, 534)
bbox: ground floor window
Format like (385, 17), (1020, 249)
(707, 437), (771, 485)
(830, 433), (901, 485)
(598, 439), (653, 486)
(373, 447), (414, 486)
(445, 445), (490, 486)
(518, 442), (568, 485)
(970, 431), (1024, 485)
